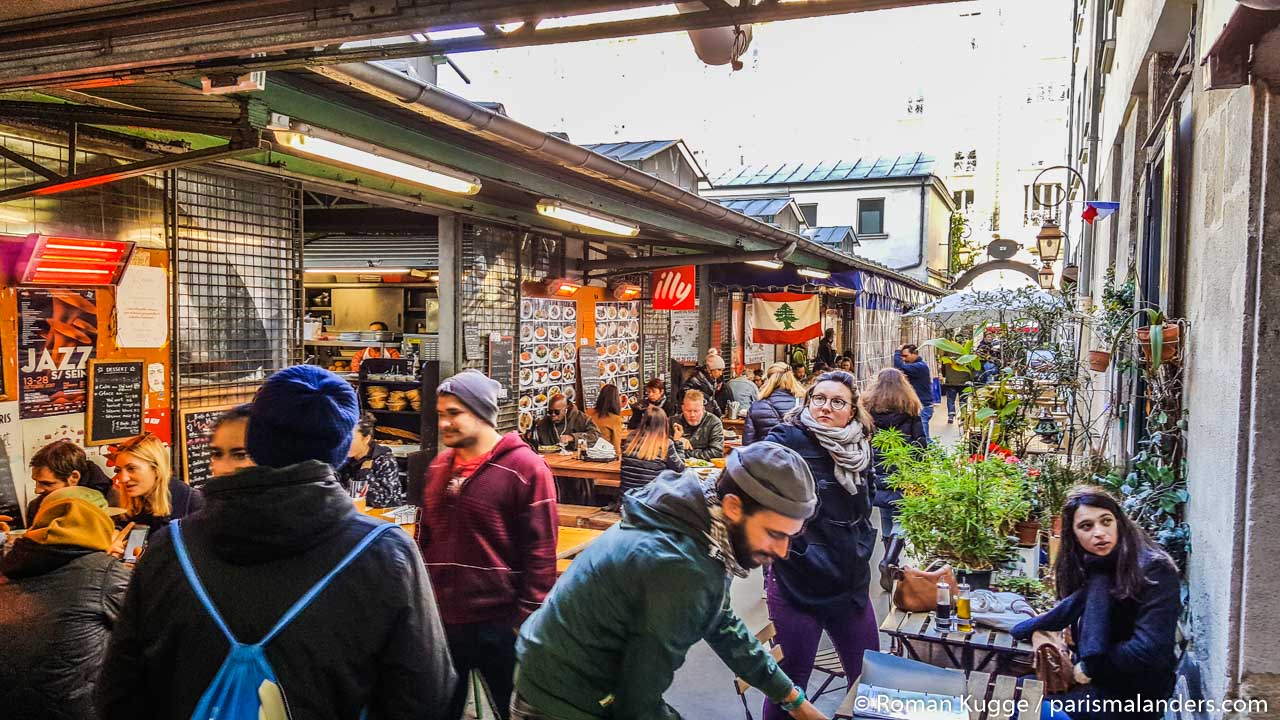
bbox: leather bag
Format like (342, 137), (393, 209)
(1031, 631), (1076, 694)
(891, 563), (959, 612)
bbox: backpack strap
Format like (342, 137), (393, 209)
(258, 522), (398, 646)
(171, 520), (240, 646)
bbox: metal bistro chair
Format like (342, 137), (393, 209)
(809, 645), (848, 704)
(734, 624), (784, 720)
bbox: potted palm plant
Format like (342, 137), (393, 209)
(873, 430), (1029, 588)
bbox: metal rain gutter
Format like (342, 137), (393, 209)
(316, 61), (938, 295)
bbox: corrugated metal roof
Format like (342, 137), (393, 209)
(804, 226), (858, 247)
(714, 196), (797, 220)
(582, 140), (679, 163)
(304, 235), (439, 268)
(711, 152), (937, 187)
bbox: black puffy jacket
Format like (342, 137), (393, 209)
(97, 460), (457, 720)
(743, 391), (798, 445)
(620, 440), (686, 494)
(0, 542), (130, 720)
(869, 410), (926, 509)
(680, 369), (724, 417)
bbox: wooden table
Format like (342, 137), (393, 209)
(541, 453), (621, 487)
(880, 607), (1034, 675)
(835, 670), (1044, 720)
(722, 417), (745, 433)
(555, 525), (605, 576)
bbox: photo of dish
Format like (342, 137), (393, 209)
(608, 344), (619, 356)
(534, 393), (548, 407)
(564, 387), (576, 402)
(519, 395), (532, 410)
(563, 366), (576, 381)
(595, 305), (607, 321)
(620, 394), (630, 409)
(535, 344), (549, 361)
(547, 385), (561, 398)
(519, 411), (534, 433)
(520, 368), (532, 387)
(521, 300), (534, 321)
(564, 306), (577, 320)
(596, 323), (611, 340)
(608, 361), (619, 374)
(549, 304), (562, 321)
(520, 350), (533, 364)
(550, 348), (562, 363)
(562, 346), (576, 362)
(534, 326), (548, 341)
(607, 306), (618, 320)
(629, 376), (640, 391)
(550, 370), (563, 381)
(629, 341), (640, 355)
(598, 360), (608, 373)
(552, 326), (565, 341)
(520, 325), (533, 342)
(563, 326), (576, 341)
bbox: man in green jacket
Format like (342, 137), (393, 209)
(512, 442), (827, 720)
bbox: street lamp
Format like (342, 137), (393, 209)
(1038, 266), (1055, 290)
(1036, 221), (1064, 264)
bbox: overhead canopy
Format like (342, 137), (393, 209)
(906, 287), (1071, 328)
(304, 235), (439, 270)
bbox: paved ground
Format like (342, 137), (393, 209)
(466, 410), (960, 719)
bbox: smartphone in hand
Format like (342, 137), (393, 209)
(123, 526), (149, 564)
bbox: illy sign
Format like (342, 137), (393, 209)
(652, 266), (696, 310)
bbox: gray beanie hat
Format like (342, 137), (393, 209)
(438, 370), (501, 426)
(705, 349), (726, 371)
(723, 441), (817, 520)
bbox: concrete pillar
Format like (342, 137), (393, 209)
(436, 213), (461, 379)
(697, 267), (713, 362)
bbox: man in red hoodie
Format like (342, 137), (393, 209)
(421, 370), (558, 720)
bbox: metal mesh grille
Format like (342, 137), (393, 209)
(460, 222), (521, 433)
(638, 272), (671, 383)
(173, 166), (303, 408)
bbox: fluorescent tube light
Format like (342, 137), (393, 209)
(425, 27), (485, 41)
(537, 5), (678, 30)
(274, 130), (482, 196)
(746, 259), (784, 270)
(797, 267), (831, 279)
(536, 199), (639, 237)
(305, 267), (411, 274)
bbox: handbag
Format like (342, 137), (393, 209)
(891, 562), (959, 612)
(1031, 630), (1076, 694)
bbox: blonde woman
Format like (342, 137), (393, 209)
(114, 433), (204, 531)
(743, 362), (805, 444)
(619, 407), (684, 494)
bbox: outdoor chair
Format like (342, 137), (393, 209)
(735, 623), (784, 720)
(809, 645), (848, 703)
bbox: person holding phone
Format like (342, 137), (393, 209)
(0, 486), (130, 718)
(114, 433), (204, 532)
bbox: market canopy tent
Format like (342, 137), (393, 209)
(905, 287), (1071, 329)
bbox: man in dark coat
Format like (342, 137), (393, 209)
(1, 487), (129, 720)
(894, 344), (935, 441)
(524, 393), (600, 450)
(97, 365), (457, 720)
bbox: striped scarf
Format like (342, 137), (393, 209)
(702, 476), (749, 579)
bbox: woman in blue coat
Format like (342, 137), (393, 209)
(762, 370), (878, 720)
(743, 363), (804, 445)
(1012, 487), (1181, 720)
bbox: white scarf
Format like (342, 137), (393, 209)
(797, 408), (871, 495)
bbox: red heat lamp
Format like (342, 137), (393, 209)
(546, 277), (582, 298)
(612, 283), (642, 301)
(14, 234), (135, 286)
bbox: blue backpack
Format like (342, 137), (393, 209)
(170, 520), (398, 720)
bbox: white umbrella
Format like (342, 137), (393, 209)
(906, 287), (1070, 328)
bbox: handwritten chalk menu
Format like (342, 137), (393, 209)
(488, 336), (515, 401)
(643, 337), (659, 384)
(578, 345), (602, 409)
(463, 323), (484, 361)
(86, 360), (144, 445)
(180, 405), (233, 488)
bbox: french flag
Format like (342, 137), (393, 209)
(1081, 201), (1120, 224)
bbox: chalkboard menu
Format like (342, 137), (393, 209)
(578, 345), (602, 409)
(180, 405), (234, 488)
(86, 360), (145, 446)
(488, 335), (515, 401)
(643, 338), (658, 385)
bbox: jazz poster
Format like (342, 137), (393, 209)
(18, 288), (98, 419)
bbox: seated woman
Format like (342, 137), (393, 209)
(115, 433), (205, 531)
(338, 412), (404, 508)
(1012, 487), (1181, 720)
(619, 406), (684, 495)
(585, 384), (624, 458)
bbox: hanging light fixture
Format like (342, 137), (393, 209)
(611, 282), (642, 301)
(1034, 408), (1064, 445)
(796, 266), (831, 280)
(273, 129), (482, 195)
(1035, 221), (1064, 264)
(745, 259), (784, 270)
(545, 277), (582, 298)
(536, 200), (639, 237)
(1038, 266), (1055, 290)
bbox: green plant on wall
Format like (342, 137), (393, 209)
(948, 211), (977, 278)
(873, 429), (1028, 571)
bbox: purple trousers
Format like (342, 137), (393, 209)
(762, 570), (879, 720)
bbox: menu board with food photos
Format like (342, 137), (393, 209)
(517, 297), (578, 436)
(594, 301), (642, 416)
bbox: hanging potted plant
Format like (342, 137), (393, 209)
(1089, 266), (1136, 372)
(1134, 312), (1181, 364)
(873, 431), (1028, 589)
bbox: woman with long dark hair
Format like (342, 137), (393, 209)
(861, 367), (926, 590)
(587, 384), (624, 457)
(619, 406), (685, 494)
(1012, 487), (1181, 720)
(761, 370), (878, 720)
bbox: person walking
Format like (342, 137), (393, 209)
(743, 362), (803, 445)
(762, 370), (879, 720)
(680, 349), (726, 417)
(816, 328), (837, 368)
(423, 370), (558, 720)
(938, 349), (972, 424)
(512, 442), (827, 720)
(620, 406), (685, 494)
(586, 384), (624, 458)
(894, 344), (935, 441)
(97, 365), (457, 720)
(1, 487), (130, 719)
(861, 368), (927, 591)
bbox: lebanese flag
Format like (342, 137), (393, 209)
(751, 292), (822, 344)
(1081, 201), (1120, 224)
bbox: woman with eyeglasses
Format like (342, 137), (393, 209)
(114, 433), (205, 532)
(761, 370), (878, 720)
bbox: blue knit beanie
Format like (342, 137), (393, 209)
(247, 365), (360, 469)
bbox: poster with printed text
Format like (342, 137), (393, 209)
(18, 289), (98, 419)
(0, 402), (24, 526)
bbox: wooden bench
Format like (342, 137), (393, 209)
(557, 504), (619, 529)
(880, 607), (1034, 675)
(836, 670), (1045, 720)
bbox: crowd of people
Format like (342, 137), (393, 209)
(0, 337), (1182, 720)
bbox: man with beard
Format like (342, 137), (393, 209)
(422, 370), (558, 720)
(511, 442), (827, 720)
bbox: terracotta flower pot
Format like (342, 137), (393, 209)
(1136, 323), (1180, 363)
(1015, 520), (1042, 546)
(1051, 514), (1063, 536)
(1087, 349), (1111, 372)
